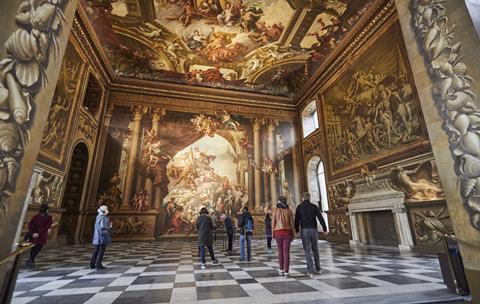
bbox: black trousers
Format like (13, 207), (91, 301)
(267, 237), (272, 250)
(227, 232), (234, 251)
(91, 245), (107, 268)
(28, 244), (43, 262)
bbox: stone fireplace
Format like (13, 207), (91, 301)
(348, 173), (414, 251)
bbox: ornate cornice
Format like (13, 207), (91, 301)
(295, 0), (396, 107)
(72, 9), (113, 87)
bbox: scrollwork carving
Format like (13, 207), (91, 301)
(411, 0), (480, 229)
(0, 0), (70, 214)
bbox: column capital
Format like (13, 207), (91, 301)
(131, 106), (148, 120)
(151, 107), (166, 122)
(252, 118), (265, 131)
(267, 119), (279, 132)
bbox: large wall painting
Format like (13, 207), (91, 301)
(39, 40), (86, 166)
(321, 22), (429, 177)
(97, 106), (296, 235)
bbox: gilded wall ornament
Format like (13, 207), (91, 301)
(26, 167), (64, 207)
(328, 179), (356, 209)
(390, 161), (444, 202)
(411, 0), (480, 229)
(0, 0), (70, 214)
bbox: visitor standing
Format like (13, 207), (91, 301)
(209, 210), (218, 240)
(197, 207), (219, 269)
(264, 212), (273, 253)
(224, 214), (235, 251)
(272, 196), (295, 276)
(295, 192), (328, 277)
(91, 205), (112, 270)
(25, 203), (53, 268)
(238, 207), (254, 261)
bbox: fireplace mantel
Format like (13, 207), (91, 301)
(348, 173), (414, 251)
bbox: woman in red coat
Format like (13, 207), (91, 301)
(26, 203), (53, 268)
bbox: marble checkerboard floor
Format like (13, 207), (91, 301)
(12, 238), (466, 304)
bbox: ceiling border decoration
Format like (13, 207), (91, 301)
(296, 0), (396, 107)
(411, 0), (480, 230)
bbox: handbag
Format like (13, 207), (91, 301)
(24, 226), (35, 242)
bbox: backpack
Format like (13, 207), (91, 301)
(244, 216), (254, 233)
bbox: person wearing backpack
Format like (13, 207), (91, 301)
(272, 196), (295, 276)
(238, 207), (254, 261)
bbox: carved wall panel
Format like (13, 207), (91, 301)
(406, 200), (453, 252)
(83, 210), (158, 242)
(25, 166), (64, 208)
(327, 210), (351, 243)
(77, 108), (99, 144)
(39, 38), (87, 167)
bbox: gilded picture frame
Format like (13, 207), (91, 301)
(319, 19), (430, 179)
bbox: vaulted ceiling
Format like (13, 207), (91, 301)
(80, 0), (374, 98)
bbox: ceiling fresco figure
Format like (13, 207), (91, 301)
(80, 0), (373, 96)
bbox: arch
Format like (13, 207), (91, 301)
(306, 155), (329, 229)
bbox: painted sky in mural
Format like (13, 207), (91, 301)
(81, 0), (373, 96)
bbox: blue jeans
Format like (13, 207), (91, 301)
(199, 245), (215, 264)
(240, 233), (252, 261)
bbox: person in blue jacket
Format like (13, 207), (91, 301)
(90, 205), (112, 270)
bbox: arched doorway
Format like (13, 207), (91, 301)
(307, 156), (329, 229)
(59, 143), (89, 244)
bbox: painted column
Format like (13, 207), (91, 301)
(253, 119), (263, 210)
(151, 108), (164, 210)
(396, 0), (480, 299)
(122, 106), (145, 208)
(290, 124), (301, 206)
(263, 134), (270, 206)
(267, 120), (279, 204)
(248, 163), (254, 210)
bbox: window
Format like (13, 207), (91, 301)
(302, 100), (319, 138)
(317, 161), (329, 213)
(307, 156), (329, 230)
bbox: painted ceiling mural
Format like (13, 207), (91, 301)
(81, 0), (373, 96)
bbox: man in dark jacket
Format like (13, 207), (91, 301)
(197, 207), (219, 269)
(224, 214), (235, 251)
(237, 207), (254, 261)
(295, 192), (328, 277)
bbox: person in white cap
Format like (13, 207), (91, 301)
(90, 205), (111, 270)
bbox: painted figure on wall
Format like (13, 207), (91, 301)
(97, 106), (296, 235)
(80, 0), (371, 97)
(323, 23), (427, 173)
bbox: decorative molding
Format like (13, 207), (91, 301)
(411, 0), (480, 229)
(0, 0), (71, 214)
(78, 108), (98, 142)
(25, 166), (64, 208)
